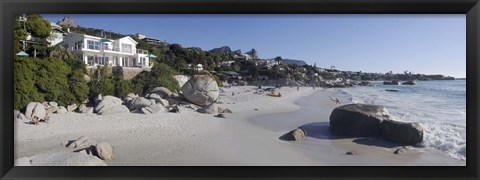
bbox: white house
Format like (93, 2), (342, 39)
(188, 64), (204, 71)
(233, 54), (252, 61)
(47, 22), (67, 47)
(60, 33), (151, 68)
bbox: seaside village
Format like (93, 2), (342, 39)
(14, 15), (457, 165)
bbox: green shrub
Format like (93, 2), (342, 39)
(131, 63), (180, 95)
(89, 79), (115, 98)
(68, 69), (90, 104)
(115, 80), (133, 98)
(14, 57), (43, 110)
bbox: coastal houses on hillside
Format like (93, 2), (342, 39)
(60, 33), (152, 68)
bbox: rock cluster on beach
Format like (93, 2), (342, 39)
(329, 104), (424, 145)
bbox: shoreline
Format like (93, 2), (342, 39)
(14, 86), (465, 166)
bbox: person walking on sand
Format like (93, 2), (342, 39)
(335, 98), (341, 105)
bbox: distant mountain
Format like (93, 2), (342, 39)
(209, 46), (232, 54)
(268, 58), (306, 66)
(57, 16), (78, 28)
(232, 49), (242, 55)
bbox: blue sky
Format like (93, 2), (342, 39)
(42, 14), (466, 78)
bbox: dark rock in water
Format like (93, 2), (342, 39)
(359, 81), (372, 86)
(394, 147), (409, 154)
(346, 151), (358, 155)
(382, 120), (423, 145)
(329, 104), (391, 137)
(383, 80), (399, 85)
(402, 81), (416, 85)
(281, 128), (307, 141)
(215, 113), (226, 118)
(385, 89), (399, 92)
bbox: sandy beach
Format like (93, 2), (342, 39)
(14, 86), (465, 166)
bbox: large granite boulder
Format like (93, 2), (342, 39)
(329, 104), (391, 137)
(14, 110), (27, 121)
(96, 142), (113, 160)
(67, 104), (78, 112)
(95, 96), (123, 114)
(123, 93), (138, 104)
(129, 97), (153, 111)
(281, 128), (307, 141)
(148, 93), (163, 102)
(381, 120), (424, 145)
(98, 105), (129, 115)
(25, 102), (46, 120)
(56, 106), (68, 114)
(181, 73), (220, 106)
(151, 87), (173, 98)
(141, 104), (165, 114)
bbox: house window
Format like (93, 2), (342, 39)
(102, 43), (109, 50)
(97, 57), (104, 65)
(87, 56), (95, 66)
(87, 40), (101, 50)
(121, 43), (132, 53)
(74, 41), (83, 50)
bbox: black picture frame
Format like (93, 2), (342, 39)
(1, 0), (479, 179)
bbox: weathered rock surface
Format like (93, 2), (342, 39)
(122, 93), (137, 104)
(14, 110), (27, 121)
(98, 105), (129, 115)
(158, 99), (169, 107)
(141, 104), (165, 114)
(148, 93), (163, 102)
(95, 96), (123, 114)
(382, 120), (423, 145)
(218, 107), (233, 114)
(56, 106), (68, 114)
(49, 102), (58, 107)
(129, 97), (153, 111)
(151, 87), (173, 98)
(329, 104), (391, 137)
(77, 104), (87, 112)
(198, 103), (218, 114)
(67, 104), (78, 112)
(25, 102), (46, 120)
(96, 142), (113, 160)
(94, 94), (103, 105)
(181, 73), (220, 106)
(46, 106), (60, 114)
(281, 128), (307, 141)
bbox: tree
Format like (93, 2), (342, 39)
(25, 14), (51, 40)
(246, 49), (258, 60)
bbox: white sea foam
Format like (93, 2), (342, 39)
(333, 80), (466, 161)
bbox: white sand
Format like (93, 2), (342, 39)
(14, 86), (465, 166)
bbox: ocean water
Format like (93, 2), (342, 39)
(330, 80), (466, 161)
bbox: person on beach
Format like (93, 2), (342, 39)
(297, 86), (300, 91)
(335, 98), (341, 105)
